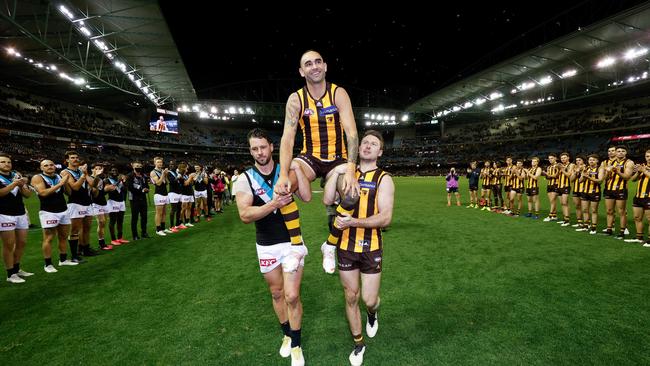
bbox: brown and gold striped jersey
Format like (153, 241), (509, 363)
(339, 168), (390, 253)
(297, 82), (347, 161)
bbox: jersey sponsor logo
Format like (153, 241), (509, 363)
(357, 239), (370, 248)
(1, 222), (16, 228)
(259, 258), (277, 267)
(303, 108), (315, 116)
(359, 181), (377, 190)
(319, 105), (338, 116)
(46, 220), (58, 225)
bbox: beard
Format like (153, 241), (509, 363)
(255, 156), (270, 166)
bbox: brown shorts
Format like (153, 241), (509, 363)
(604, 189), (628, 200)
(526, 188), (539, 196)
(584, 192), (601, 202)
(337, 249), (382, 274)
(633, 197), (650, 209)
(295, 154), (346, 179)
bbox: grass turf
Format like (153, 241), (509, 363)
(1, 177), (649, 365)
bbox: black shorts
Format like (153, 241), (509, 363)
(557, 187), (570, 195)
(295, 154), (346, 179)
(526, 188), (539, 196)
(446, 187), (458, 193)
(547, 185), (558, 194)
(492, 184), (502, 191)
(511, 188), (523, 194)
(504, 186), (512, 192)
(469, 185), (478, 191)
(572, 191), (583, 198)
(583, 192), (601, 202)
(482, 185), (492, 190)
(337, 249), (382, 274)
(633, 197), (650, 209)
(604, 189), (628, 200)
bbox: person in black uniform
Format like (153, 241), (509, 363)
(234, 129), (311, 366)
(126, 161), (150, 240)
(167, 161), (183, 231)
(91, 163), (114, 250)
(0, 153), (33, 283)
(106, 167), (129, 245)
(31, 159), (79, 273)
(60, 151), (98, 262)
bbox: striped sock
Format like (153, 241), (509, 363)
(326, 202), (356, 246)
(279, 199), (303, 245)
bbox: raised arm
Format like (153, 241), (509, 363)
(334, 87), (360, 197)
(275, 93), (302, 195)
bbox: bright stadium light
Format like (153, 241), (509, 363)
(199, 111), (209, 119)
(491, 104), (505, 113)
(511, 88), (518, 94)
(228, 106), (236, 114)
(73, 78), (86, 85)
(364, 113), (369, 118)
(519, 82), (536, 90)
(539, 76), (553, 85)
(596, 56), (616, 68)
(58, 5), (74, 19)
(401, 115), (409, 122)
(452, 106), (461, 112)
(463, 102), (473, 109)
(561, 69), (577, 78)
(366, 121), (371, 126)
(624, 47), (648, 60)
(475, 97), (486, 105)
(391, 115), (396, 121)
(210, 106), (217, 113)
(79, 27), (91, 37)
(489, 92), (503, 100)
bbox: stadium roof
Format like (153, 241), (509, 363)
(406, 2), (650, 116)
(0, 0), (196, 109)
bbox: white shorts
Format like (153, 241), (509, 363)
(181, 195), (195, 203)
(256, 242), (305, 274)
(107, 200), (126, 213)
(0, 213), (29, 231)
(67, 203), (92, 219)
(91, 203), (109, 216)
(168, 192), (181, 204)
(194, 190), (207, 198)
(154, 194), (170, 206)
(39, 210), (71, 229)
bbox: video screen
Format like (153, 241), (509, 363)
(149, 108), (179, 134)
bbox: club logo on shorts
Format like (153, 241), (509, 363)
(1, 222), (16, 228)
(303, 108), (315, 116)
(259, 258), (277, 267)
(374, 256), (382, 262)
(46, 220), (58, 225)
(357, 240), (370, 248)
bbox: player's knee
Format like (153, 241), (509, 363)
(284, 290), (301, 306)
(270, 288), (284, 302)
(362, 294), (378, 310)
(606, 208), (615, 215)
(344, 287), (360, 305)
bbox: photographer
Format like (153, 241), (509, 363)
(445, 167), (461, 207)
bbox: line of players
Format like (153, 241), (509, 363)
(465, 146), (650, 244)
(0, 151), (233, 284)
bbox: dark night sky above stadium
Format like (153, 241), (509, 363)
(161, 1), (647, 108)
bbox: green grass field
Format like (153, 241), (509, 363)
(1, 177), (650, 365)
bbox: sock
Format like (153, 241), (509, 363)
(161, 222), (165, 230)
(367, 310), (377, 327)
(98, 238), (106, 248)
(60, 253), (67, 262)
(290, 328), (301, 348)
(69, 239), (79, 259)
(353, 333), (364, 346)
(6, 269), (12, 278)
(636, 234), (643, 241)
(279, 199), (303, 245)
(45, 258), (53, 266)
(280, 321), (291, 337)
(326, 202), (356, 246)
(13, 263), (19, 272)
(156, 225), (161, 232)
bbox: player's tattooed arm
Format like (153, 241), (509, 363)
(275, 93), (302, 195)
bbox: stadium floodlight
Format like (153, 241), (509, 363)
(401, 115), (409, 122)
(624, 47), (648, 60)
(28, 58), (33, 63)
(35, 63), (43, 68)
(135, 80), (142, 88)
(58, 5), (74, 19)
(489, 92), (503, 100)
(79, 27), (91, 37)
(391, 115), (396, 121)
(511, 88), (518, 94)
(210, 106), (217, 113)
(519, 82), (536, 90)
(628, 76), (636, 83)
(228, 106), (236, 114)
(443, 110), (450, 115)
(49, 64), (57, 71)
(128, 74), (134, 81)
(561, 69), (577, 78)
(366, 121), (371, 126)
(539, 76), (552, 85)
(463, 102), (473, 109)
(452, 106), (461, 112)
(643, 72), (648, 79)
(435, 111), (443, 117)
(475, 97), (486, 105)
(238, 107), (244, 114)
(371, 114), (376, 120)
(142, 86), (149, 93)
(192, 105), (200, 112)
(596, 56), (616, 68)
(491, 104), (505, 113)
(6, 47), (15, 55)
(106, 53), (114, 60)
(364, 113), (369, 118)
(199, 111), (208, 119)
